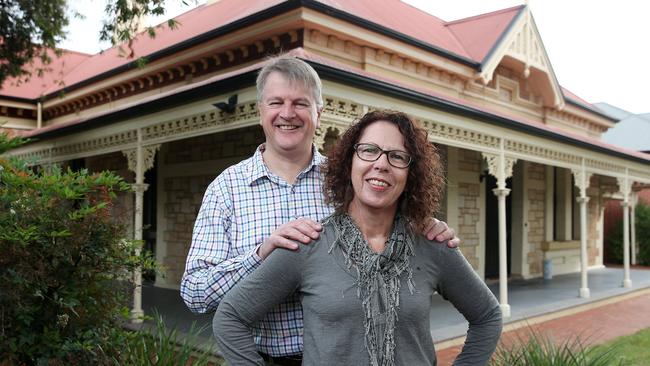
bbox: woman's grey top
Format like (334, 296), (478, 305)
(213, 221), (502, 365)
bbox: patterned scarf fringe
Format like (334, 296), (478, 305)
(326, 213), (415, 366)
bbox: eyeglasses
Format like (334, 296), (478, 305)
(353, 143), (412, 168)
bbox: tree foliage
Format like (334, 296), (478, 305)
(0, 0), (68, 85)
(0, 0), (184, 86)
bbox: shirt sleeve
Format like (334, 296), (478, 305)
(180, 175), (263, 314)
(436, 247), (503, 366)
(213, 245), (306, 365)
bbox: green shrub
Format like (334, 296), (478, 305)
(490, 328), (621, 366)
(607, 202), (650, 265)
(607, 222), (624, 264)
(0, 133), (154, 364)
(635, 203), (650, 265)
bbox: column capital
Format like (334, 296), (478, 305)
(492, 188), (511, 197)
(576, 196), (590, 204)
(570, 168), (592, 198)
(132, 183), (149, 194)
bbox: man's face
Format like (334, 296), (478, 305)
(259, 72), (321, 157)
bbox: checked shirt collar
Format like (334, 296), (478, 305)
(247, 143), (325, 185)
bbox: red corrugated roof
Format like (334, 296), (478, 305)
(41, 0), (285, 95)
(446, 6), (523, 62)
(0, 0), (284, 99)
(318, 0), (472, 58)
(1, 0), (597, 114)
(1, 0), (518, 99)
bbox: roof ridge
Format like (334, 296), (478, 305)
(397, 0), (446, 23)
(55, 48), (93, 57)
(445, 4), (525, 26)
(393, 1), (472, 62)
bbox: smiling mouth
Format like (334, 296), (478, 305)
(277, 125), (299, 130)
(367, 178), (390, 187)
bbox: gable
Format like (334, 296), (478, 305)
(465, 6), (564, 109)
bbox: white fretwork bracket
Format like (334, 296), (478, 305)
(122, 144), (160, 174)
(571, 168), (593, 198)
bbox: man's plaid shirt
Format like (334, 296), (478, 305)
(180, 144), (332, 356)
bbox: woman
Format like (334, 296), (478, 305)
(213, 110), (502, 365)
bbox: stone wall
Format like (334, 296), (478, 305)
(456, 149), (481, 270)
(587, 187), (602, 266)
(161, 175), (215, 284)
(526, 162), (546, 276)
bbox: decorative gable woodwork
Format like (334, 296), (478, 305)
(477, 7), (564, 110)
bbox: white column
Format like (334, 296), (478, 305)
(123, 131), (160, 323)
(630, 192), (637, 266)
(617, 174), (633, 288)
(571, 162), (592, 298)
(576, 197), (590, 298)
(131, 182), (148, 322)
(494, 187), (511, 317)
(622, 200), (632, 288)
(483, 144), (516, 319)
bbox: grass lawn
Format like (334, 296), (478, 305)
(589, 327), (650, 365)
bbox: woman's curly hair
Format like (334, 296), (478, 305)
(323, 110), (445, 229)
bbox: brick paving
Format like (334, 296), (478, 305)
(436, 289), (650, 365)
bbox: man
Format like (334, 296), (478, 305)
(181, 55), (458, 364)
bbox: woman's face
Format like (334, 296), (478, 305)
(349, 120), (409, 217)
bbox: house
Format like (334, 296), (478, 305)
(3, 0), (649, 319)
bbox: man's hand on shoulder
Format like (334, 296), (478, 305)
(423, 218), (460, 248)
(257, 218), (323, 260)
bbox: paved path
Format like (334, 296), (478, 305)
(436, 289), (650, 365)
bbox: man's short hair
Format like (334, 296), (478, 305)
(256, 55), (323, 108)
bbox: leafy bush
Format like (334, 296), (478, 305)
(0, 133), (155, 364)
(490, 328), (621, 366)
(608, 223), (624, 264)
(607, 202), (650, 265)
(635, 203), (650, 265)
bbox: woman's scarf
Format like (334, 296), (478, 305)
(327, 213), (415, 366)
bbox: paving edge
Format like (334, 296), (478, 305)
(434, 286), (650, 351)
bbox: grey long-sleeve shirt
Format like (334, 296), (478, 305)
(213, 221), (502, 365)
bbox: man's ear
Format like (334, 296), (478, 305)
(316, 106), (323, 128)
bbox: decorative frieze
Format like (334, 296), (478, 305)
(505, 139), (581, 166)
(143, 102), (259, 141)
(9, 94), (650, 190)
(420, 119), (500, 149)
(585, 157), (627, 175)
(43, 30), (304, 121)
(322, 97), (364, 120)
